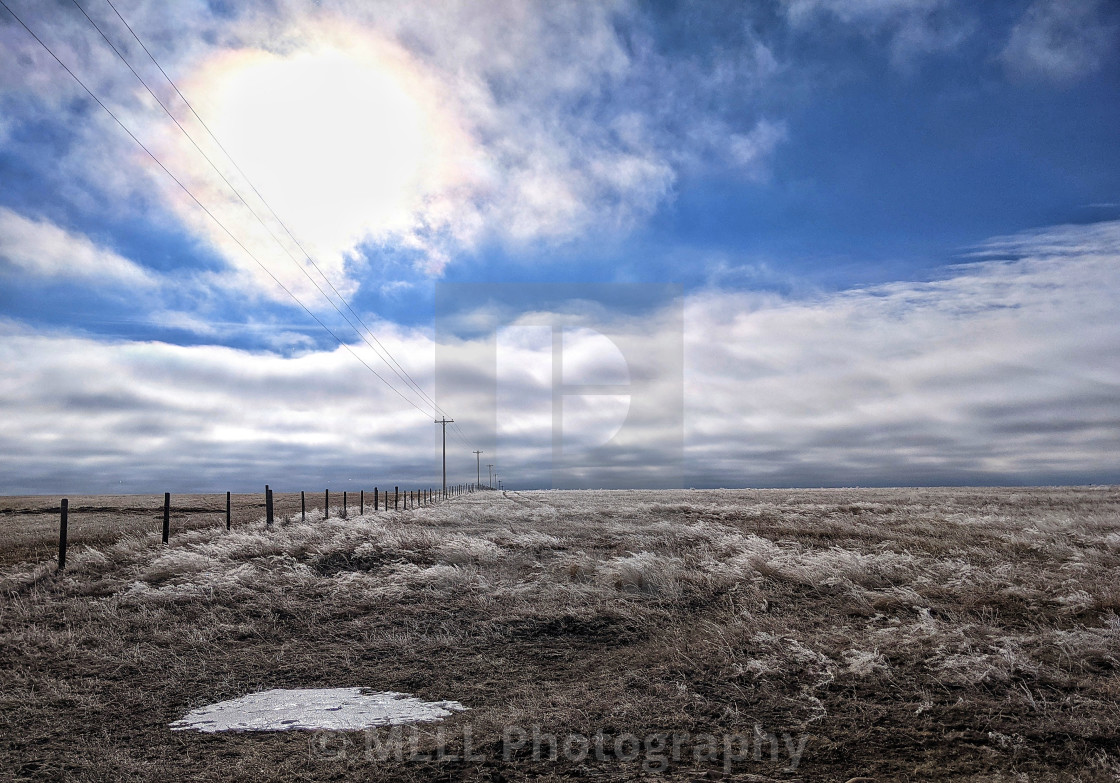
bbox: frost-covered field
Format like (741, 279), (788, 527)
(2, 487), (1118, 781)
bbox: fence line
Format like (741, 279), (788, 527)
(55, 482), (491, 570)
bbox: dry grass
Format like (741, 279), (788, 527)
(1, 486), (1118, 781)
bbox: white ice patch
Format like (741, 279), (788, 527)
(169, 688), (468, 733)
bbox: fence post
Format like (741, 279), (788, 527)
(395, 486), (399, 511)
(301, 490), (306, 522)
(360, 490), (364, 515)
(162, 492), (170, 544)
(343, 491), (348, 517)
(226, 491), (231, 531)
(325, 489), (329, 519)
(266, 485), (274, 526)
(374, 487), (379, 512)
(58, 498), (68, 571)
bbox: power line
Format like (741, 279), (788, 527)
(97, 0), (453, 424)
(0, 0), (437, 420)
(71, 0), (450, 423)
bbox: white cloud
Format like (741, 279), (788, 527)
(1001, 0), (1117, 83)
(729, 119), (787, 179)
(784, 0), (941, 26)
(782, 0), (973, 68)
(685, 220), (1120, 485)
(0, 0), (782, 299)
(0, 318), (444, 493)
(0, 208), (156, 287)
(2, 219), (1118, 491)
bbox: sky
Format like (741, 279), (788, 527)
(0, 0), (1118, 493)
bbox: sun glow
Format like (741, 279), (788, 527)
(172, 27), (476, 283)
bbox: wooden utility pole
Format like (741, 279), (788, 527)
(436, 417), (454, 493)
(473, 450), (483, 490)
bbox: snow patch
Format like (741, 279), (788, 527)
(169, 688), (468, 733)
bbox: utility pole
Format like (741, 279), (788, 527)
(436, 418), (454, 494)
(487, 463), (494, 489)
(473, 450), (483, 489)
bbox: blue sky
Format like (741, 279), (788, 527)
(1, 0), (1118, 492)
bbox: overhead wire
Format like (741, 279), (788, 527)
(0, 0), (439, 421)
(69, 0), (455, 426)
(100, 0), (450, 427)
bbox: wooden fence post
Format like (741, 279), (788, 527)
(360, 490), (364, 515)
(162, 492), (170, 544)
(374, 487), (379, 511)
(395, 486), (399, 511)
(58, 498), (68, 570)
(226, 491), (231, 531)
(325, 489), (329, 519)
(266, 485), (274, 526)
(301, 490), (306, 522)
(343, 491), (348, 517)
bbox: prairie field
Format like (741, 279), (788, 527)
(1, 486), (1118, 782)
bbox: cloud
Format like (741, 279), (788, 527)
(0, 318), (445, 494)
(0, 208), (156, 287)
(0, 0), (783, 298)
(2, 219), (1118, 492)
(728, 120), (787, 179)
(1000, 0), (1117, 83)
(685, 219), (1120, 486)
(782, 0), (973, 68)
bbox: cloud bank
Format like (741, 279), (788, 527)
(2, 220), (1116, 493)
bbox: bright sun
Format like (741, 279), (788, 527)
(183, 32), (453, 262)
